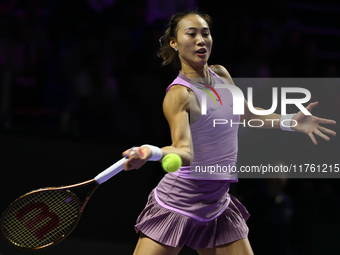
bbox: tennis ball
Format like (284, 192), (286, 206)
(162, 153), (182, 172)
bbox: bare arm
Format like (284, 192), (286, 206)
(123, 85), (192, 170)
(211, 64), (336, 144)
(161, 85), (192, 166)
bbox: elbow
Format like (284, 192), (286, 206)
(172, 143), (192, 166)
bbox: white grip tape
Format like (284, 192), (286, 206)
(94, 157), (127, 185)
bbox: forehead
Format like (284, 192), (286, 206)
(177, 14), (209, 30)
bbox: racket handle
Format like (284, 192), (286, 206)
(94, 157), (127, 184)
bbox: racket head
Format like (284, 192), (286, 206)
(1, 188), (81, 250)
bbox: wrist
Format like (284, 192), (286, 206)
(141, 144), (163, 161)
(280, 114), (297, 132)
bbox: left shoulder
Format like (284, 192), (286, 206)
(210, 65), (234, 85)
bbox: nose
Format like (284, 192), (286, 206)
(197, 34), (206, 46)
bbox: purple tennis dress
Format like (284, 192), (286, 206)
(135, 68), (250, 249)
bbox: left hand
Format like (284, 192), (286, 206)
(292, 102), (336, 145)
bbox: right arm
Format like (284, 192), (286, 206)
(161, 85), (192, 166)
(123, 85), (192, 170)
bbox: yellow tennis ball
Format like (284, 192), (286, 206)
(162, 153), (182, 172)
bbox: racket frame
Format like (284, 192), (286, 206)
(1, 179), (99, 250)
(2, 156), (127, 250)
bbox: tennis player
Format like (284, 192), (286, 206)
(122, 10), (336, 255)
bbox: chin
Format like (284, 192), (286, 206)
(194, 58), (209, 67)
(183, 56), (209, 69)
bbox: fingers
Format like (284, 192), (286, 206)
(122, 147), (145, 171)
(122, 147), (141, 158)
(318, 126), (336, 137)
(306, 101), (318, 112)
(308, 133), (317, 145)
(318, 118), (336, 126)
(314, 129), (330, 142)
(308, 125), (336, 145)
(122, 148), (133, 158)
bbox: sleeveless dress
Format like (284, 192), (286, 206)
(135, 68), (250, 249)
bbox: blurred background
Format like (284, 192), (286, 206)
(0, 0), (339, 254)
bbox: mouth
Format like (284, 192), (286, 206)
(196, 48), (207, 57)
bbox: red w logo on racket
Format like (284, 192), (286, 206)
(16, 202), (60, 240)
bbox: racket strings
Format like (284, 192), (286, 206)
(2, 190), (79, 249)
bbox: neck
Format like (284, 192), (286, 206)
(181, 64), (209, 77)
(182, 67), (208, 74)
(181, 67), (211, 85)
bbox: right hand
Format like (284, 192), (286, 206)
(122, 146), (151, 171)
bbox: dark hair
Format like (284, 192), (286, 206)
(158, 10), (212, 68)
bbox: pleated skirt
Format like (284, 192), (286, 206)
(135, 189), (250, 249)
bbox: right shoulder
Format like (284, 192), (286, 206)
(163, 84), (190, 113)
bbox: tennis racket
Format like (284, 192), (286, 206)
(1, 156), (129, 250)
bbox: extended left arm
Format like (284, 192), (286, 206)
(211, 65), (336, 144)
(243, 100), (336, 144)
(242, 99), (281, 128)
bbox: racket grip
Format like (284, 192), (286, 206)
(94, 158), (127, 184)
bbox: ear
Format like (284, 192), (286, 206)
(170, 37), (177, 51)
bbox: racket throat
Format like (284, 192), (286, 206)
(79, 182), (99, 213)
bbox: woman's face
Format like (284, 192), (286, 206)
(171, 14), (213, 69)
